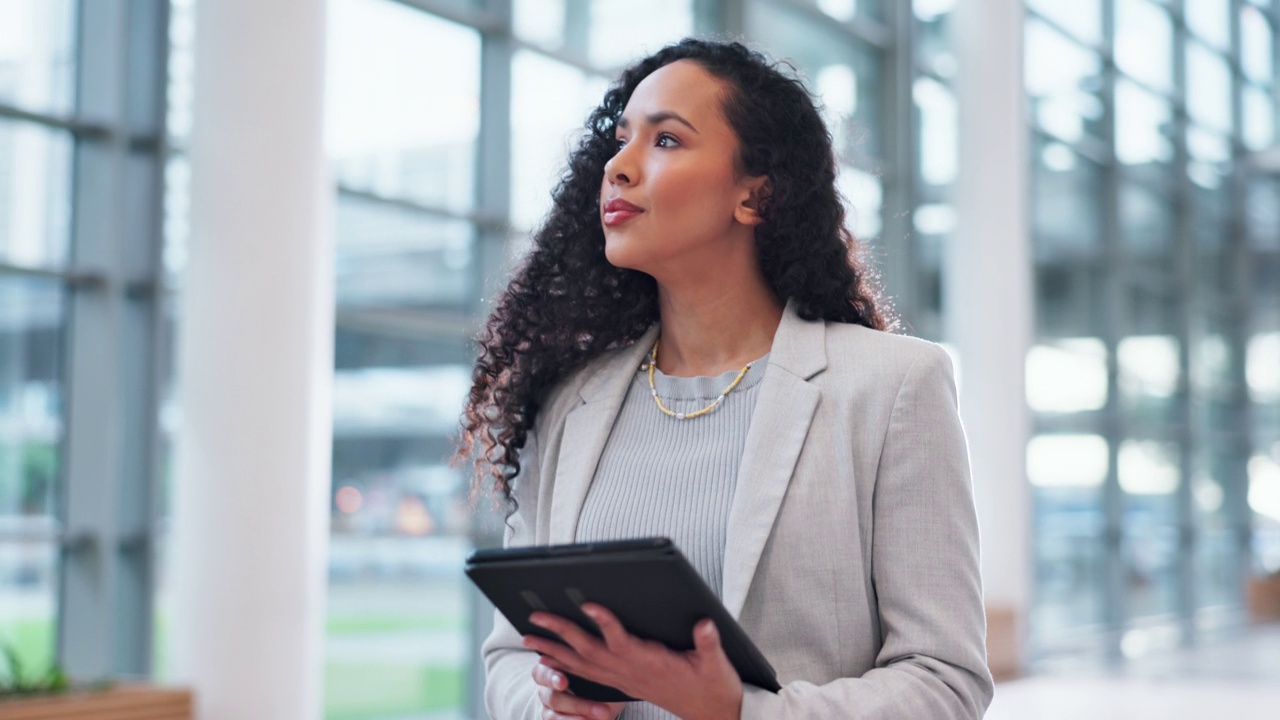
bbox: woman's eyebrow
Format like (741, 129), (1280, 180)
(616, 111), (700, 134)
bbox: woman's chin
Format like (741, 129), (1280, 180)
(603, 238), (645, 272)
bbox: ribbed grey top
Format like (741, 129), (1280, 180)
(576, 351), (768, 720)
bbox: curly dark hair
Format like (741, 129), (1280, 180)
(456, 37), (894, 509)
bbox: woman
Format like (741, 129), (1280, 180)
(457, 39), (993, 720)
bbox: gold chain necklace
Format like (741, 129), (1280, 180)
(647, 338), (753, 420)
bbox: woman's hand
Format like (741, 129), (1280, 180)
(523, 603), (744, 720)
(530, 661), (625, 720)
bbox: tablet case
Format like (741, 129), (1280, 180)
(465, 536), (781, 702)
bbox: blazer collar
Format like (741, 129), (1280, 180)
(549, 326), (657, 543)
(721, 301), (826, 617)
(762, 299), (827, 381)
(550, 300), (830, 617)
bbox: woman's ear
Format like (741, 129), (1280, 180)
(734, 175), (771, 226)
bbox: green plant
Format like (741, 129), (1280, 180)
(0, 640), (70, 697)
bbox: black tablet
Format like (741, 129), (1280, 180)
(465, 536), (781, 702)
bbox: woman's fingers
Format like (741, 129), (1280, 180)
(580, 603), (632, 651)
(531, 661), (568, 691)
(691, 618), (738, 677)
(524, 634), (590, 674)
(692, 618), (722, 655)
(532, 661), (617, 720)
(529, 612), (608, 661)
(538, 686), (616, 719)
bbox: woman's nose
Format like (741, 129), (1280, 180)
(604, 144), (637, 186)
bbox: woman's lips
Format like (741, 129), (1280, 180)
(603, 208), (643, 226)
(602, 198), (643, 227)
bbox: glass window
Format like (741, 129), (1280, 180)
(914, 76), (957, 187)
(1035, 263), (1105, 339)
(0, 0), (76, 114)
(1115, 0), (1173, 92)
(510, 50), (607, 233)
(1122, 517), (1180, 618)
(0, 120), (72, 268)
(1241, 4), (1275, 84)
(1025, 19), (1105, 142)
(586, 0), (693, 70)
(1032, 140), (1104, 259)
(0, 274), (64, 681)
(513, 0), (568, 49)
(1029, 432), (1109, 637)
(325, 2), (481, 213)
(335, 199), (476, 312)
(1187, 41), (1234, 133)
(1118, 286), (1181, 433)
(1244, 84), (1277, 151)
(1186, 0), (1231, 51)
(1115, 79), (1174, 186)
(1026, 0), (1103, 45)
(915, 0), (955, 78)
(1192, 166), (1233, 296)
(326, 331), (475, 718)
(838, 165), (882, 241)
(1246, 176), (1280, 251)
(803, 0), (888, 23)
(747, 0), (885, 162)
(166, 0), (196, 144)
(1120, 181), (1175, 263)
(514, 0), (694, 69)
(1026, 338), (1108, 414)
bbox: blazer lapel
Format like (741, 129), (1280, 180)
(548, 326), (659, 544)
(722, 302), (827, 618)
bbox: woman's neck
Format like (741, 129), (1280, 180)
(653, 276), (783, 378)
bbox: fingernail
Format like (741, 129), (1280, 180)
(550, 672), (563, 687)
(592, 706), (611, 719)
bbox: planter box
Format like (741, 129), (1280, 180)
(1247, 575), (1280, 623)
(0, 684), (192, 720)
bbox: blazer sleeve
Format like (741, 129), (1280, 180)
(740, 343), (995, 719)
(479, 428), (545, 720)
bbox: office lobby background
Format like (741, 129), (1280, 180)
(0, 0), (1278, 718)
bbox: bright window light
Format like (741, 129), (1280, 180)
(1118, 440), (1179, 495)
(1118, 335), (1179, 399)
(1027, 434), (1109, 488)
(1026, 338), (1108, 413)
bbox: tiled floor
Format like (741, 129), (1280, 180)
(987, 625), (1280, 719)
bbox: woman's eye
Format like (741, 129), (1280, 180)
(656, 133), (679, 148)
(614, 138), (627, 150)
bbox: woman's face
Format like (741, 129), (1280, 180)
(600, 60), (766, 277)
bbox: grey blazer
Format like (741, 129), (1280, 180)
(481, 302), (994, 719)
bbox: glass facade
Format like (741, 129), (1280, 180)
(1024, 0), (1280, 657)
(1, 0), (169, 687)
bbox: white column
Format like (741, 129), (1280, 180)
(949, 0), (1032, 677)
(171, 0), (332, 717)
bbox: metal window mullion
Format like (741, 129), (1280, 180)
(335, 184), (509, 235)
(1226, 0), (1259, 604)
(466, 3), (515, 715)
(0, 102), (114, 140)
(879, 0), (917, 329)
(1098, 0), (1130, 658)
(1170, 0), (1199, 641)
(772, 0), (893, 47)
(389, 0), (504, 32)
(57, 0), (167, 681)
